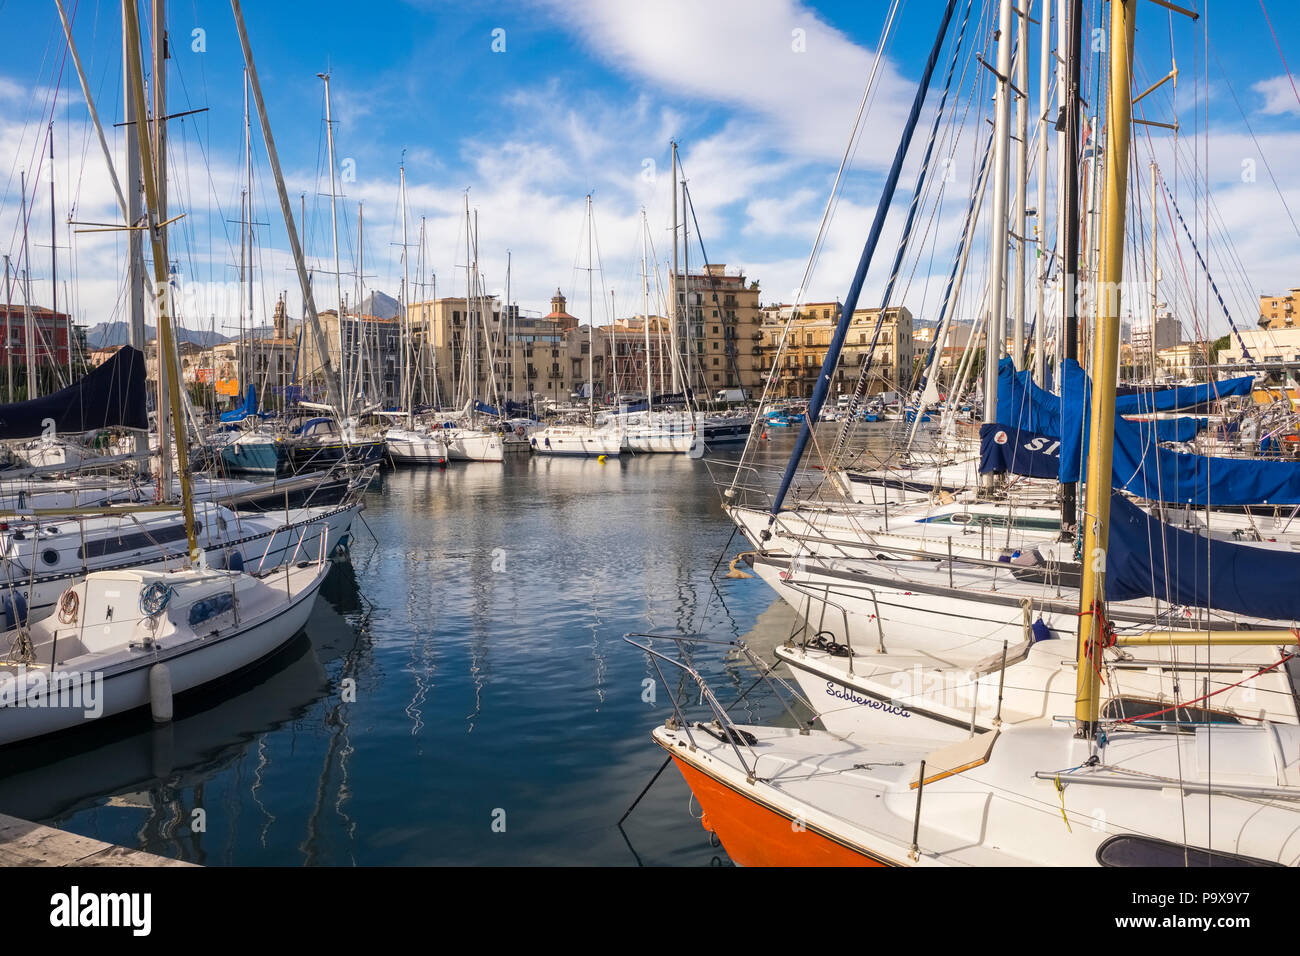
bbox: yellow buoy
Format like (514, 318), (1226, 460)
(597, 455), (607, 463)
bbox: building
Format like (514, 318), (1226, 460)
(1219, 326), (1300, 369)
(408, 289), (580, 408)
(1259, 289), (1300, 330)
(1130, 310), (1181, 359)
(0, 304), (74, 368)
(295, 304), (404, 405)
(1156, 342), (1213, 382)
(759, 302), (914, 400)
(673, 264), (765, 395)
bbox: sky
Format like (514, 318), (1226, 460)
(0, 0), (1297, 346)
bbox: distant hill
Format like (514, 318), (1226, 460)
(363, 290), (400, 319)
(86, 322), (234, 349)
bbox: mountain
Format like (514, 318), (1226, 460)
(86, 322), (234, 349)
(362, 290), (400, 319)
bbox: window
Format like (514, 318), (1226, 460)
(1097, 835), (1280, 867)
(79, 522), (203, 560)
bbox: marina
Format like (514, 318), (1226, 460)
(0, 0), (1296, 897)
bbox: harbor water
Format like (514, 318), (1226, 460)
(0, 438), (823, 866)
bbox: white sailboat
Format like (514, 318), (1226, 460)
(0, 0), (332, 749)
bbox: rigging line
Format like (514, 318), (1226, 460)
(733, 0), (903, 477)
(769, 0), (961, 519)
(1206, 42), (1300, 243)
(1157, 172), (1252, 362)
(827, 0), (975, 468)
(1257, 0), (1300, 116)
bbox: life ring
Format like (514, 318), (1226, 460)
(56, 588), (79, 625)
(515, 425), (526, 437)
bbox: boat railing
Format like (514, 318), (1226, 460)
(625, 633), (814, 781)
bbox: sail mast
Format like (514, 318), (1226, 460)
(319, 71), (346, 416)
(586, 194), (594, 423)
(1033, 0), (1051, 386)
(642, 210), (651, 412)
(982, 0), (1014, 455)
(1059, 0), (1082, 533)
(123, 0), (198, 563)
(1074, 0), (1135, 736)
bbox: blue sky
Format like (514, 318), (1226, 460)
(0, 0), (1297, 344)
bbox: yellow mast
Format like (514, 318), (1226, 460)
(122, 0), (200, 566)
(1074, 0), (1135, 736)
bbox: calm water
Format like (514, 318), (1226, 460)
(0, 438), (814, 866)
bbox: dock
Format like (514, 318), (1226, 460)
(0, 812), (196, 867)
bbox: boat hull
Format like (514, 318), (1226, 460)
(660, 737), (887, 866)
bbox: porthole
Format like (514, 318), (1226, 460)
(41, 549), (59, 566)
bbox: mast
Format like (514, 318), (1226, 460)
(641, 210), (651, 412)
(586, 194), (594, 422)
(1149, 160), (1158, 376)
(399, 163), (410, 417)
(123, 0), (197, 563)
(1011, 0), (1028, 370)
(1033, 0), (1051, 386)
(319, 71), (346, 416)
(681, 178), (691, 401)
(231, 0), (342, 413)
(1059, 0), (1082, 533)
(983, 0), (1014, 443)
(2, 256), (10, 402)
(19, 174), (36, 397)
(669, 142), (681, 395)
(1074, 0), (1134, 736)
(50, 126), (62, 380)
(243, 68), (254, 402)
(151, 0), (173, 493)
(504, 249), (511, 404)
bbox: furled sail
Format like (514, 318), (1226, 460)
(0, 345), (148, 439)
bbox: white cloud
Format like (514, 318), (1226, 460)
(1253, 75), (1300, 117)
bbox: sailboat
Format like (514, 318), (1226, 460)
(637, 0), (1300, 866)
(532, 196), (623, 457)
(0, 0), (331, 748)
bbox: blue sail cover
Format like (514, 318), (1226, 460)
(1061, 361), (1300, 505)
(997, 356), (1243, 439)
(1115, 375), (1253, 415)
(220, 385), (259, 423)
(996, 359), (1063, 436)
(1106, 492), (1300, 620)
(0, 345), (148, 439)
(1140, 416), (1206, 443)
(979, 423), (1061, 478)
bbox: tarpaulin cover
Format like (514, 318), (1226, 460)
(220, 385), (259, 422)
(1061, 360), (1300, 505)
(979, 423), (1061, 479)
(1136, 415), (1206, 443)
(0, 345), (148, 439)
(1114, 374), (1253, 415)
(1106, 492), (1300, 620)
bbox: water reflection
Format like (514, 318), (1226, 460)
(0, 561), (368, 865)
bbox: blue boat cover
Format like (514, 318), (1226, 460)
(1114, 375), (1253, 415)
(1106, 492), (1300, 621)
(979, 423), (1061, 478)
(1138, 415), (1207, 443)
(0, 345), (148, 439)
(996, 357), (1299, 505)
(220, 385), (259, 423)
(1060, 361), (1300, 505)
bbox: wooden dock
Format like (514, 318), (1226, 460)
(0, 812), (196, 867)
